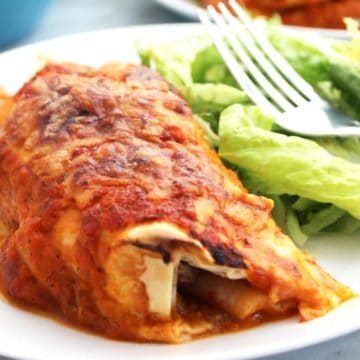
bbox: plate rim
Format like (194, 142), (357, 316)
(0, 22), (359, 360)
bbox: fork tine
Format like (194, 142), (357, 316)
(228, 0), (320, 101)
(198, 9), (280, 116)
(207, 5), (294, 112)
(218, 3), (307, 107)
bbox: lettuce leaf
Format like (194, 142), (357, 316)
(268, 27), (360, 121)
(186, 83), (250, 114)
(219, 104), (360, 220)
(137, 35), (212, 88)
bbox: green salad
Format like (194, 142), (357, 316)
(138, 22), (360, 245)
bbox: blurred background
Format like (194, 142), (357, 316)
(0, 0), (187, 51)
(1, 0), (359, 51)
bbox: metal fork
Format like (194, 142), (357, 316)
(198, 0), (360, 137)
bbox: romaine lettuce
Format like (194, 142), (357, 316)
(268, 27), (360, 121)
(219, 104), (360, 219)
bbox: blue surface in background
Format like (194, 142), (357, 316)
(0, 0), (52, 47)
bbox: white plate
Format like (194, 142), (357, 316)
(154, 0), (351, 39)
(0, 24), (359, 360)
